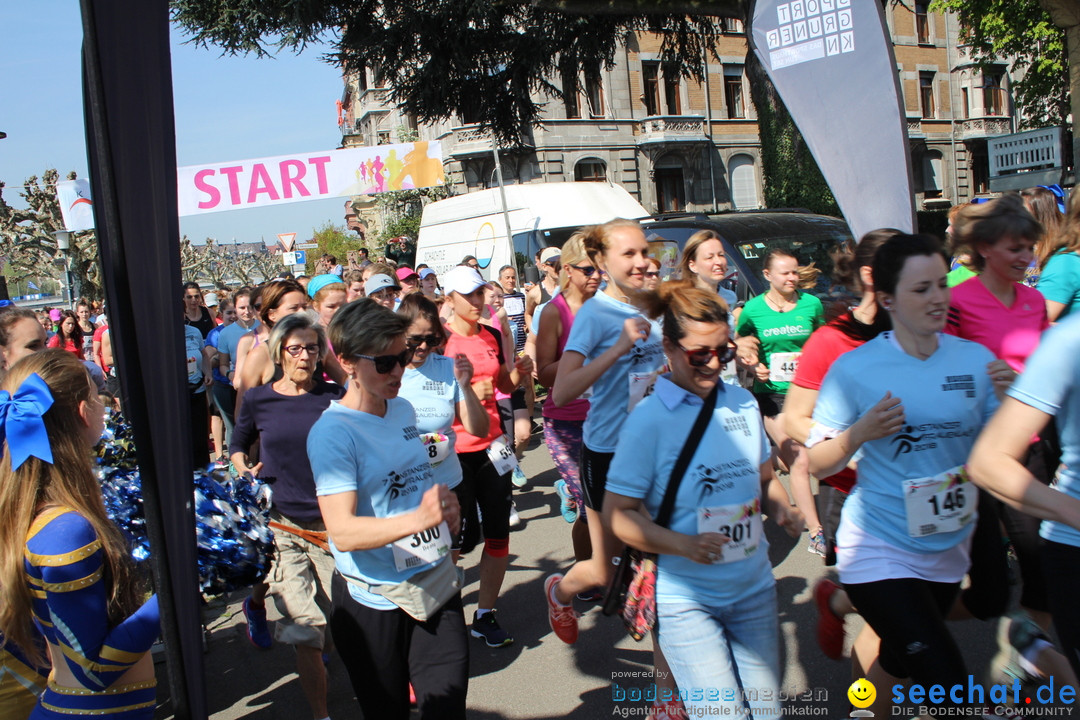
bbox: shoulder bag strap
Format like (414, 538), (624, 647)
(654, 385), (718, 529)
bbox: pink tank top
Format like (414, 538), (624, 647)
(542, 294), (589, 422)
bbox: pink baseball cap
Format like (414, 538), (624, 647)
(396, 267), (419, 282)
(49, 309), (61, 322)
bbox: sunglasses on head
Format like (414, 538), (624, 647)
(356, 347), (415, 373)
(678, 342), (738, 367)
(568, 263), (599, 277)
(406, 333), (442, 349)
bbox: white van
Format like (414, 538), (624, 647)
(415, 182), (648, 279)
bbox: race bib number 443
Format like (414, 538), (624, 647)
(903, 465), (976, 538)
(768, 352), (801, 383)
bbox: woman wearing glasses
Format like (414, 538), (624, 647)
(440, 265), (533, 648)
(230, 313), (345, 720)
(396, 293), (489, 506)
(604, 282), (802, 718)
(311, 299), (466, 719)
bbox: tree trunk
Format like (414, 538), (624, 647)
(1039, 0), (1080, 176)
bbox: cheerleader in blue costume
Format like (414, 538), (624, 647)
(0, 350), (159, 719)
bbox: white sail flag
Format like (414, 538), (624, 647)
(751, 0), (916, 240)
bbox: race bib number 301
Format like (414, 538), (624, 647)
(391, 521), (451, 572)
(697, 498), (763, 563)
(903, 465), (976, 538)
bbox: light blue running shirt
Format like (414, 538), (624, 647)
(812, 333), (999, 554)
(563, 290), (665, 452)
(607, 376), (774, 607)
(309, 398), (439, 610)
(1007, 313), (1080, 547)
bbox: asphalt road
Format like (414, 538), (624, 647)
(154, 429), (1002, 720)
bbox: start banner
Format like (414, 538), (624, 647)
(176, 141), (444, 216)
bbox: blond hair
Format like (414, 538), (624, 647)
(0, 350), (144, 665)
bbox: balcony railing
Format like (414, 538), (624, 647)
(637, 116), (708, 145)
(955, 117), (1012, 140)
(441, 125), (534, 158)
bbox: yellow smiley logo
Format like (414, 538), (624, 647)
(848, 678), (876, 709)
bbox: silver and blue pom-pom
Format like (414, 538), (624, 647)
(96, 413), (275, 596)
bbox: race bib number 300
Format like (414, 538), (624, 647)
(903, 465), (976, 538)
(697, 498), (763, 563)
(391, 521), (451, 572)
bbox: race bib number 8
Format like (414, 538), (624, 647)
(697, 498), (763, 563)
(903, 465), (976, 538)
(420, 432), (451, 466)
(768, 352), (801, 383)
(391, 521), (451, 572)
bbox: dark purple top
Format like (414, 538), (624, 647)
(231, 380), (345, 523)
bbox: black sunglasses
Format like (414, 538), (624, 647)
(356, 347), (415, 373)
(406, 333), (443, 349)
(678, 342), (738, 368)
(568, 263), (599, 277)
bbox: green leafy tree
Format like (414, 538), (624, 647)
(0, 169), (103, 302)
(305, 222), (361, 275)
(931, 0), (1069, 130)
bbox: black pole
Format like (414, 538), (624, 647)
(79, 1), (207, 717)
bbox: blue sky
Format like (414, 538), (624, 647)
(0, 2), (349, 247)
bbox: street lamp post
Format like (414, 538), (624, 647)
(53, 229), (72, 309)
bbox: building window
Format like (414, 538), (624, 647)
(372, 62), (387, 89)
(983, 73), (1005, 116)
(920, 151), (944, 199)
(377, 131), (391, 145)
(358, 67), (368, 92)
(574, 159), (607, 182)
(655, 165), (685, 213)
(720, 18), (745, 34)
(642, 62), (661, 116)
(915, 2), (930, 44)
(970, 146), (990, 194)
(729, 154), (759, 209)
(562, 62), (580, 119)
(724, 66), (745, 119)
(961, 87), (970, 119)
(919, 72), (936, 119)
(585, 69), (605, 118)
(664, 64), (681, 115)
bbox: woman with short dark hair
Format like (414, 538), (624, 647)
(311, 299), (467, 719)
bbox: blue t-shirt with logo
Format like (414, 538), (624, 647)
(607, 376), (773, 606)
(1006, 313), (1080, 547)
(205, 324), (229, 384)
(563, 290), (665, 452)
(812, 333), (998, 554)
(399, 354), (464, 490)
(309, 398), (438, 610)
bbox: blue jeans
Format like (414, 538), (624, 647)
(657, 584), (780, 719)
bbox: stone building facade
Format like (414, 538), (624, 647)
(339, 5), (1017, 215)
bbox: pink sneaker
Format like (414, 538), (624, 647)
(544, 574), (579, 644)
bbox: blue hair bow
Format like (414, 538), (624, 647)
(0, 373), (55, 469)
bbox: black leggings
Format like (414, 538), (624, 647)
(844, 577), (966, 692)
(1042, 541), (1080, 679)
(959, 489), (1011, 621)
(452, 450), (511, 554)
(330, 571), (468, 719)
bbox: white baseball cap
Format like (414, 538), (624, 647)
(442, 265), (488, 296)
